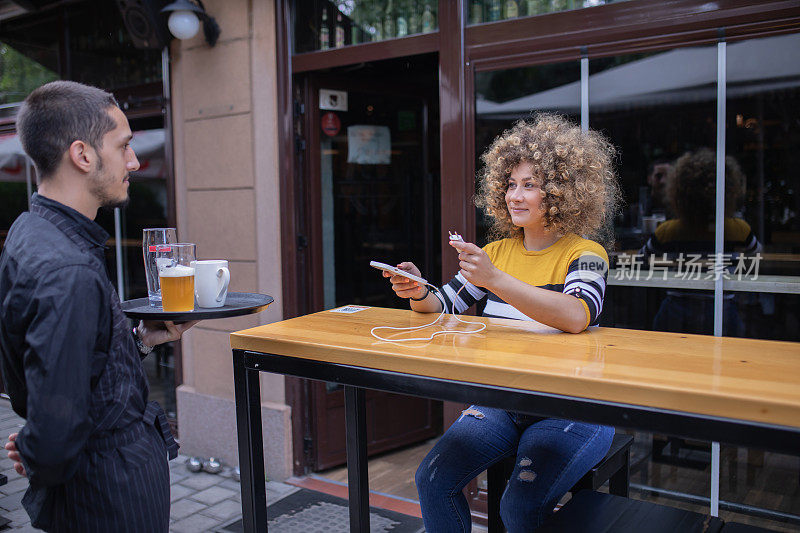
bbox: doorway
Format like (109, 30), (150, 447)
(294, 54), (443, 472)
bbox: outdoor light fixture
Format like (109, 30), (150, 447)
(161, 0), (220, 47)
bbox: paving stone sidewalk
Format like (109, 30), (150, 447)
(0, 398), (298, 532)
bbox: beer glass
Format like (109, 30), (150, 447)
(143, 228), (177, 307)
(157, 243), (196, 312)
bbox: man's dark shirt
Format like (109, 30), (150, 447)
(1, 195), (177, 532)
(0, 193), (117, 487)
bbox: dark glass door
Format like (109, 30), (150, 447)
(302, 56), (443, 470)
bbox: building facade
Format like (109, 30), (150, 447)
(1, 0), (798, 528)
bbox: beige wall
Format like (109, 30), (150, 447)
(170, 0), (291, 479)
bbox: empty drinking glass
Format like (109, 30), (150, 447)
(143, 228), (177, 307)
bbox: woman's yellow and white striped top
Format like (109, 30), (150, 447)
(439, 234), (609, 330)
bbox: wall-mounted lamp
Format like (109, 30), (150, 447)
(161, 0), (220, 47)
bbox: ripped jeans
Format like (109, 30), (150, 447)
(415, 406), (614, 532)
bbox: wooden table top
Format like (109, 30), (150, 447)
(231, 306), (800, 429)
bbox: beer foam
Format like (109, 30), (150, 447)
(159, 265), (195, 277)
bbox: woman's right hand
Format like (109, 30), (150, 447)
(384, 262), (427, 300)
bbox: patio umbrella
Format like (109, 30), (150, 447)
(0, 132), (34, 208)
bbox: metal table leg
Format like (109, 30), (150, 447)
(344, 385), (370, 532)
(233, 350), (267, 532)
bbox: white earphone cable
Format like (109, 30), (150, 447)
(370, 283), (486, 343)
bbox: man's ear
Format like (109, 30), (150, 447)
(67, 140), (94, 173)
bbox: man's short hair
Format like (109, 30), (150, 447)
(16, 81), (119, 180)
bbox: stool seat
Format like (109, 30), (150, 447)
(538, 490), (725, 533)
(571, 432), (634, 496)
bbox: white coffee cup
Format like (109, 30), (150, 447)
(193, 260), (231, 308)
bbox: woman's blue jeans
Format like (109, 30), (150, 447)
(415, 406), (614, 532)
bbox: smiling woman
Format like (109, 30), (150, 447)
(476, 114), (621, 246)
(380, 112), (621, 531)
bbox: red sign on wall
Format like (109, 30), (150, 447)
(321, 112), (341, 137)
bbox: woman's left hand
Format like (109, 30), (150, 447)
(450, 241), (500, 288)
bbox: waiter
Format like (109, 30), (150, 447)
(0, 81), (195, 531)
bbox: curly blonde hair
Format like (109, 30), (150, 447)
(476, 114), (619, 245)
(667, 148), (746, 225)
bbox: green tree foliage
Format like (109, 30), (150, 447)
(0, 43), (58, 105)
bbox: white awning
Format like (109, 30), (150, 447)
(477, 33), (800, 119)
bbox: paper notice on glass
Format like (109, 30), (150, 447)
(347, 125), (391, 165)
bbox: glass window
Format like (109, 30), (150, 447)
(723, 32), (800, 338)
(589, 45), (719, 336)
(720, 33), (800, 529)
(474, 60), (580, 245)
(0, 43), (58, 105)
(66, 1), (162, 90)
(0, 2), (161, 93)
(467, 0), (630, 25)
(294, 0), (438, 54)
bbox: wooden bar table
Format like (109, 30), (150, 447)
(230, 306), (800, 533)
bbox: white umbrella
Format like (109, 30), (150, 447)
(0, 132), (34, 208)
(0, 127), (166, 186)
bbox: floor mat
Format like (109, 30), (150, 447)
(218, 487), (424, 532)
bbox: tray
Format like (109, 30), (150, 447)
(121, 292), (273, 321)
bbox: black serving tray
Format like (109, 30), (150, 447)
(121, 292), (273, 321)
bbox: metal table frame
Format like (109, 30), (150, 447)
(232, 348), (800, 533)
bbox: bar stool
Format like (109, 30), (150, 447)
(720, 523), (783, 532)
(536, 490), (725, 532)
(486, 432), (634, 532)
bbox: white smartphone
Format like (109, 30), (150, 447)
(370, 261), (430, 286)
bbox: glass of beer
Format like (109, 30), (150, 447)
(156, 243), (196, 312)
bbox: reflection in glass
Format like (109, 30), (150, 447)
(0, 1), (161, 93)
(720, 292), (800, 527)
(589, 45), (718, 338)
(0, 43), (58, 105)
(721, 33), (800, 529)
(294, 0), (439, 54)
(474, 60), (580, 245)
(726, 33), (800, 279)
(639, 150), (760, 337)
(468, 0), (630, 25)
